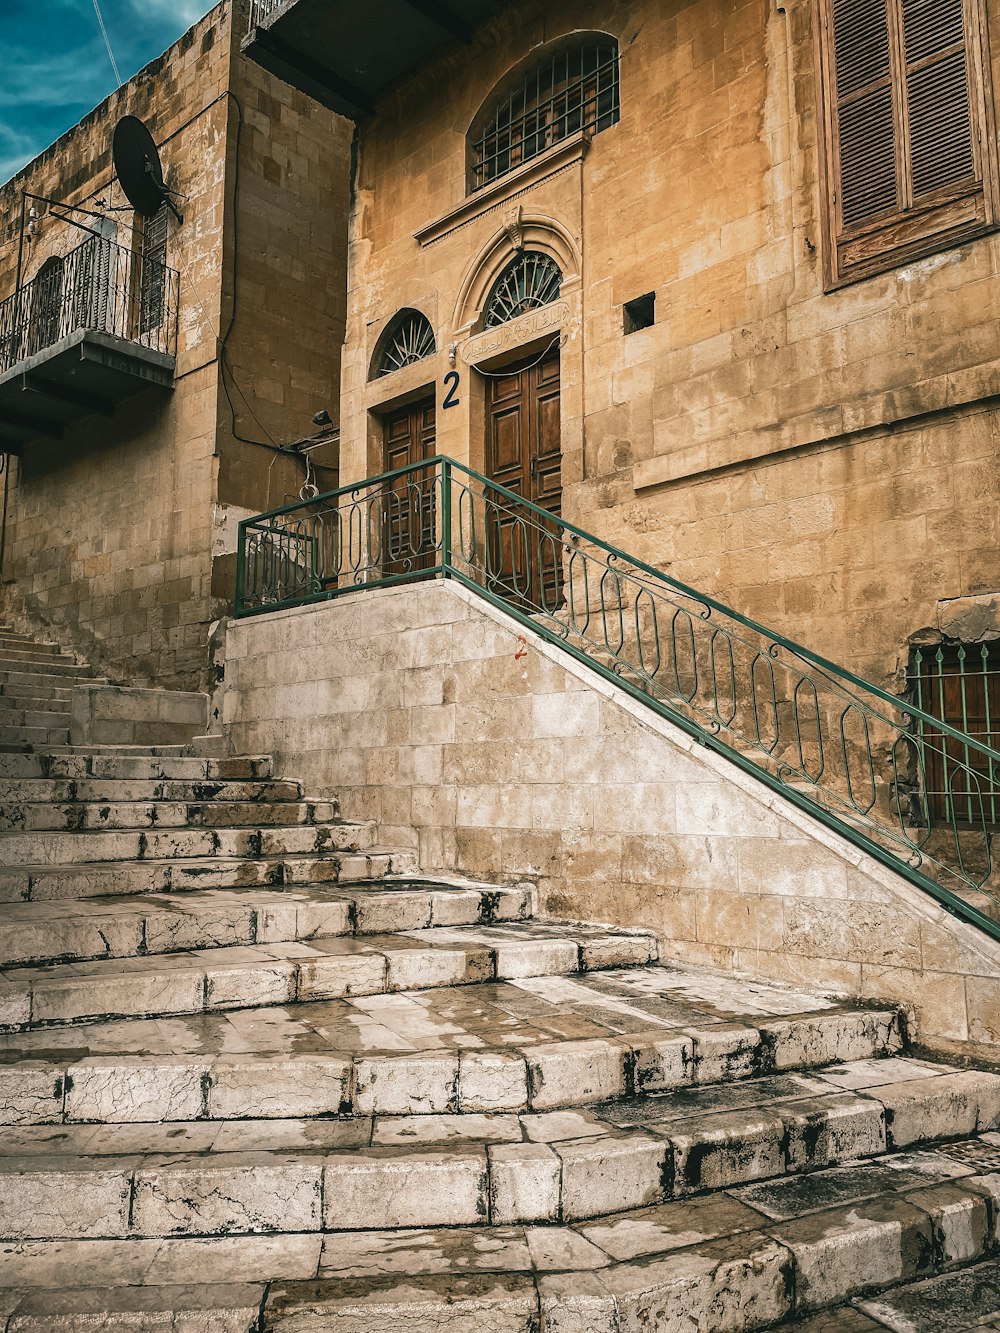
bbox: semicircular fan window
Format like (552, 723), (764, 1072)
(484, 251), (562, 328)
(377, 310), (436, 377)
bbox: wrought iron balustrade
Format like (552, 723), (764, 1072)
(248, 0), (285, 28)
(236, 456), (1000, 939)
(0, 235), (179, 376)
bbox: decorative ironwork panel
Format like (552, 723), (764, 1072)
(376, 311), (436, 378)
(483, 252), (562, 328)
(0, 232), (179, 375)
(471, 40), (619, 191)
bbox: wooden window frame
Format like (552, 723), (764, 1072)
(814, 0), (1000, 289)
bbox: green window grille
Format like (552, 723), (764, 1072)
(910, 642), (1000, 826)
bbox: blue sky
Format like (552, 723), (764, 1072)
(2, 0), (215, 183)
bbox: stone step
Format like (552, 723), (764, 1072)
(0, 849), (420, 904)
(0, 797), (339, 832)
(0, 879), (533, 966)
(0, 709), (76, 732)
(0, 657), (96, 675)
(0, 646), (85, 664)
(0, 725), (70, 747)
(0, 923), (659, 1030)
(0, 632), (61, 650)
(0, 751), (273, 781)
(0, 965), (903, 1122)
(4, 1158), (1000, 1332)
(0, 693), (72, 713)
(0, 818), (372, 865)
(0, 1099), (997, 1245)
(0, 776), (304, 804)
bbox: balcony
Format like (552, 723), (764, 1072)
(244, 0), (511, 121)
(0, 235), (178, 452)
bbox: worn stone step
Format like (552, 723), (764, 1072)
(0, 923), (659, 1030)
(0, 751), (273, 781)
(0, 818), (373, 865)
(0, 879), (534, 966)
(0, 1109), (996, 1251)
(0, 646), (87, 665)
(0, 694), (71, 714)
(0, 966), (903, 1122)
(0, 776), (304, 804)
(4, 1151), (1000, 1331)
(0, 725), (69, 747)
(0, 657), (96, 676)
(0, 709), (76, 732)
(0, 797), (338, 832)
(0, 848), (420, 904)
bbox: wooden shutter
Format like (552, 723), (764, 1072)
(817, 0), (997, 287)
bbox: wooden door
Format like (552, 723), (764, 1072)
(485, 348), (562, 610)
(382, 395), (436, 577)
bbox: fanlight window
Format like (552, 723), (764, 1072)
(376, 310), (436, 378)
(471, 38), (619, 191)
(484, 252), (562, 328)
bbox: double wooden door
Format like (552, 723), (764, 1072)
(485, 348), (562, 610)
(382, 395), (436, 577)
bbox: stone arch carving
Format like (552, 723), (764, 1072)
(452, 212), (581, 335)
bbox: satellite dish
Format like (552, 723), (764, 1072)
(113, 116), (174, 219)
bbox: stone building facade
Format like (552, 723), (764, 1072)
(246, 0), (1000, 694)
(0, 0), (351, 693)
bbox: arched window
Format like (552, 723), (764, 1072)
(483, 251), (562, 328)
(470, 36), (619, 192)
(375, 309), (436, 378)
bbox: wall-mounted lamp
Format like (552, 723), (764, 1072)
(312, 408), (332, 427)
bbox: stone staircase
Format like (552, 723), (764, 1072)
(0, 627), (104, 750)
(2, 629), (1000, 1329)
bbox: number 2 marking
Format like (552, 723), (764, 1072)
(443, 370), (460, 409)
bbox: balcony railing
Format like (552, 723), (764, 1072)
(0, 235), (179, 376)
(235, 456), (1000, 943)
(248, 0), (285, 27)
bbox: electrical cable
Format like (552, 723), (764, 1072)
(469, 331), (566, 376)
(91, 0), (123, 86)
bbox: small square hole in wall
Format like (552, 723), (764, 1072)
(624, 292), (655, 334)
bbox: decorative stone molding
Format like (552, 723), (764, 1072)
(461, 300), (569, 366)
(413, 132), (590, 248)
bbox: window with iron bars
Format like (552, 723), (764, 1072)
(470, 39), (620, 192)
(909, 642), (1000, 827)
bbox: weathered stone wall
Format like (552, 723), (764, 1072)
(210, 3), (351, 604)
(0, 4), (233, 688)
(224, 581), (1000, 1050)
(0, 0), (351, 689)
(339, 0), (1000, 687)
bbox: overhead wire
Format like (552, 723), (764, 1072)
(91, 0), (123, 86)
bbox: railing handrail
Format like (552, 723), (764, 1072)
(236, 455), (1000, 771)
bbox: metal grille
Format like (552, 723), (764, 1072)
(471, 40), (619, 191)
(937, 1140), (1000, 1170)
(0, 233), (179, 374)
(377, 311), (436, 378)
(248, 0), (285, 27)
(909, 643), (1000, 826)
(483, 252), (562, 328)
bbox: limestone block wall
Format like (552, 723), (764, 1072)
(339, 0), (1000, 687)
(224, 580), (1000, 1050)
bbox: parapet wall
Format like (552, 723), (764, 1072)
(224, 579), (1000, 1049)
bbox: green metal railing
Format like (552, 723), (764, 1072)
(236, 456), (1000, 940)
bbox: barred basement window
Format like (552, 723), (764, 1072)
(375, 310), (436, 378)
(483, 252), (562, 328)
(470, 37), (619, 192)
(815, 0), (998, 287)
(910, 642), (1000, 827)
